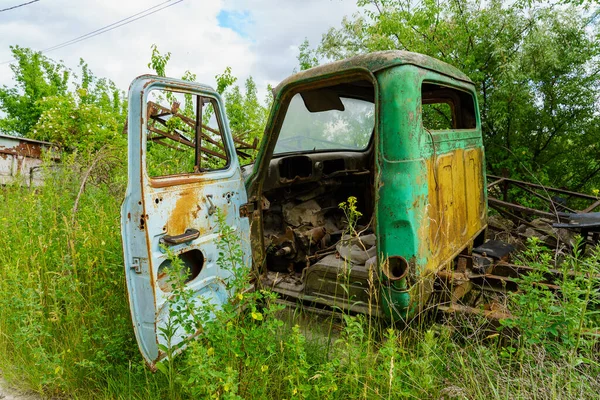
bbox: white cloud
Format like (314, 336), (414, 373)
(0, 0), (361, 97)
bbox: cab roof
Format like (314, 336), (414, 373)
(274, 50), (473, 97)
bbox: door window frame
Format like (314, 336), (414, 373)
(136, 78), (239, 189)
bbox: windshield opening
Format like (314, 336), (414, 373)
(274, 89), (375, 155)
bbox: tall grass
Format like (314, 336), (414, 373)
(0, 152), (142, 396)
(0, 154), (598, 399)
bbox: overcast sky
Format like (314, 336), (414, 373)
(0, 0), (362, 98)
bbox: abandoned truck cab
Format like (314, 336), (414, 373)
(122, 50), (487, 367)
(246, 51), (486, 319)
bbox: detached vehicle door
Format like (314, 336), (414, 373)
(121, 75), (251, 368)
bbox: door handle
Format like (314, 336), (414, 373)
(160, 228), (200, 245)
(206, 195), (216, 216)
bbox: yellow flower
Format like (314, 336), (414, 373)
(261, 365), (269, 372)
(592, 188), (599, 197)
(207, 347), (215, 356)
(251, 311), (263, 321)
(237, 293), (243, 300)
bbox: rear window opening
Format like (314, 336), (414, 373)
(421, 82), (476, 130)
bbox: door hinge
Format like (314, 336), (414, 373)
(131, 257), (143, 274)
(239, 201), (255, 218)
(240, 196), (269, 218)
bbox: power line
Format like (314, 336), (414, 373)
(38, 0), (183, 55)
(0, 0), (40, 13)
(1, 0), (183, 65)
(42, 0), (178, 53)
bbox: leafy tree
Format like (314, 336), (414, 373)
(313, 0), (600, 190)
(297, 38), (319, 71)
(215, 66), (237, 94)
(0, 46), (70, 136)
(223, 76), (269, 147)
(147, 44), (171, 78)
(0, 46), (127, 153)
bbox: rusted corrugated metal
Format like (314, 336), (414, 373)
(0, 134), (57, 186)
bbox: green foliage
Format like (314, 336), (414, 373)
(297, 38), (319, 71)
(1, 36), (599, 400)
(33, 82), (126, 152)
(502, 237), (600, 356)
(0, 151), (136, 395)
(0, 165), (598, 399)
(315, 0), (600, 192)
(0, 46), (70, 136)
(154, 209), (285, 399)
(147, 44), (171, 78)
(0, 46), (127, 153)
(146, 45), (269, 163)
(215, 66), (238, 94)
(338, 195), (363, 235)
(223, 76), (269, 152)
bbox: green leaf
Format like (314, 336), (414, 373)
(155, 361), (168, 376)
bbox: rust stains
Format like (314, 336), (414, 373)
(168, 189), (200, 235)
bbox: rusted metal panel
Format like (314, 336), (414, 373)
(121, 75), (251, 369)
(0, 134), (57, 186)
(273, 50), (473, 99)
(373, 65), (486, 319)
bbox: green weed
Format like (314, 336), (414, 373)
(0, 161), (599, 399)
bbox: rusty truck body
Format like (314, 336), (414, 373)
(121, 51), (490, 367)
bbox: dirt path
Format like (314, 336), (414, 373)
(0, 377), (39, 400)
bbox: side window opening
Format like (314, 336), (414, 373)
(421, 83), (476, 131)
(145, 89), (229, 177)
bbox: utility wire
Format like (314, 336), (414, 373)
(1, 0), (183, 65)
(42, 0), (178, 53)
(0, 0), (40, 13)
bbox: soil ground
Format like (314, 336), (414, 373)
(0, 376), (39, 400)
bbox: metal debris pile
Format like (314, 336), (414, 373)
(264, 193), (376, 273)
(488, 215), (579, 249)
(487, 175), (600, 252)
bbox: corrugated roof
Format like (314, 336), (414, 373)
(0, 133), (55, 146)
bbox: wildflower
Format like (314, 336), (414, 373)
(251, 311), (263, 321)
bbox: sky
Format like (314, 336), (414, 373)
(0, 0), (362, 98)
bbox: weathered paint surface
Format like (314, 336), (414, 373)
(123, 52), (488, 363)
(0, 134), (56, 186)
(375, 66), (486, 319)
(272, 50), (472, 98)
(250, 52), (486, 320)
(121, 76), (251, 369)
